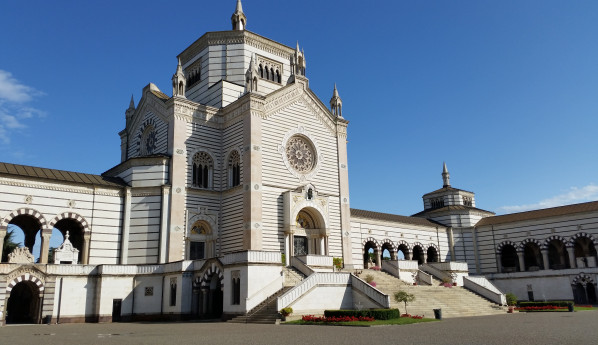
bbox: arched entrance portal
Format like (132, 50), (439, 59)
(291, 208), (328, 257)
(6, 281), (41, 324)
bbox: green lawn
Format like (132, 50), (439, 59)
(516, 306), (596, 312)
(284, 317), (438, 326)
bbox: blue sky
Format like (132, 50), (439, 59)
(1, 0), (598, 225)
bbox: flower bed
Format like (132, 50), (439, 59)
(302, 315), (375, 323)
(401, 314), (424, 319)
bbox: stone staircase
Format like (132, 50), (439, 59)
(228, 266), (307, 324)
(359, 270), (506, 318)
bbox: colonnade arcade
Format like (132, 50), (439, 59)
(496, 233), (598, 273)
(0, 208), (91, 264)
(362, 238), (439, 268)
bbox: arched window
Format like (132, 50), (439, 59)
(192, 152), (213, 188)
(523, 242), (543, 271)
(427, 246), (438, 263)
(276, 69), (281, 83)
(265, 67), (269, 80)
(500, 244), (519, 272)
(573, 235), (597, 268)
(259, 64), (264, 78)
(547, 239), (570, 269)
(228, 150), (241, 188)
(270, 68), (275, 81)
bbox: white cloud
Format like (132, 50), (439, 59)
(0, 70), (45, 144)
(498, 184), (598, 214)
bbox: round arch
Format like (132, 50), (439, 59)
(1, 208), (47, 232)
(412, 242), (425, 265)
(380, 239), (395, 260)
(396, 240), (411, 260)
(426, 243), (440, 263)
(520, 238), (544, 271)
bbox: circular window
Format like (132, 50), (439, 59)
(140, 126), (157, 156)
(286, 136), (316, 173)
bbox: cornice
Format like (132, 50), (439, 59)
(178, 31), (294, 66)
(131, 186), (163, 197)
(0, 177), (123, 197)
(103, 155), (170, 178)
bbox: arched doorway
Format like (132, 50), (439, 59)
(426, 246), (438, 263)
(206, 275), (223, 318)
(412, 245), (424, 265)
(293, 208), (327, 256)
(6, 281), (41, 324)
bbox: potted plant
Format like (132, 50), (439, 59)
(280, 307), (293, 320)
(506, 293), (517, 313)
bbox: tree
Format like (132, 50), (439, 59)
(394, 290), (416, 314)
(2, 229), (20, 262)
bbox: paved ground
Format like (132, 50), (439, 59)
(1, 311), (597, 345)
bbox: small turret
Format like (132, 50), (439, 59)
(330, 84), (342, 117)
(125, 95), (135, 122)
(245, 53), (258, 92)
(172, 58), (186, 98)
(231, 0), (247, 30)
(291, 41), (306, 76)
(442, 162), (450, 188)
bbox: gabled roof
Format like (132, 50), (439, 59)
(412, 205), (495, 217)
(476, 200), (598, 227)
(423, 186), (474, 196)
(0, 162), (126, 188)
(351, 208), (444, 228)
(150, 89), (170, 102)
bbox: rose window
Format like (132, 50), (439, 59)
(286, 136), (315, 173)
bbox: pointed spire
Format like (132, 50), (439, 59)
(128, 95), (135, 110)
(296, 41), (300, 52)
(231, 0), (247, 30)
(442, 162), (451, 188)
(172, 57), (187, 98)
(330, 83), (342, 117)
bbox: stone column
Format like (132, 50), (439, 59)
(422, 252), (428, 265)
(390, 250), (397, 261)
(0, 230), (6, 261)
(517, 250), (526, 272)
(82, 232), (91, 264)
(375, 249), (381, 267)
(566, 247), (576, 268)
(39, 229), (52, 264)
(324, 235), (329, 256)
(159, 186), (170, 263)
(541, 249), (550, 270)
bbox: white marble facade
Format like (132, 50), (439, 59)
(0, 0), (596, 325)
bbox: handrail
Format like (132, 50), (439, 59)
(277, 272), (350, 310)
(381, 260), (400, 278)
(416, 270), (433, 285)
(245, 274), (284, 312)
(420, 263), (451, 282)
(463, 276), (506, 305)
(350, 274), (391, 308)
(291, 256), (315, 277)
(245, 286), (285, 322)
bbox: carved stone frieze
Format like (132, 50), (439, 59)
(8, 247), (35, 263)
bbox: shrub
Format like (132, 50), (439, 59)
(506, 293), (517, 306)
(324, 308), (400, 320)
(280, 307), (293, 316)
(302, 315), (375, 323)
(364, 274), (375, 283)
(370, 266), (381, 271)
(333, 257), (343, 271)
(518, 301), (572, 308)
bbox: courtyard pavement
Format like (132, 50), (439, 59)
(1, 311), (596, 345)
